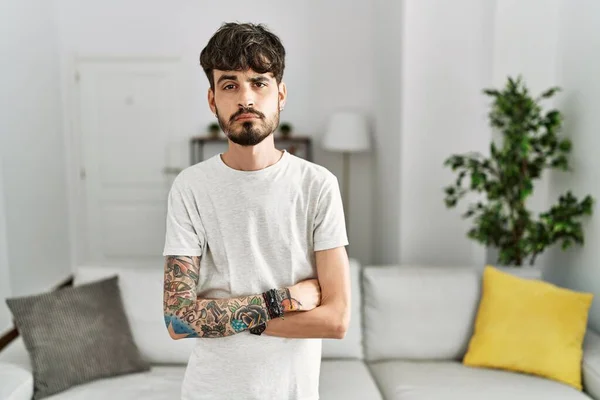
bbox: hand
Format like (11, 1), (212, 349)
(285, 279), (321, 312)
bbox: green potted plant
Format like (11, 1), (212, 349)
(279, 122), (293, 138)
(208, 122), (220, 138)
(443, 76), (594, 267)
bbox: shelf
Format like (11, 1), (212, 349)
(189, 135), (313, 164)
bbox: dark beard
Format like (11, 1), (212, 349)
(216, 106), (279, 147)
(230, 121), (270, 146)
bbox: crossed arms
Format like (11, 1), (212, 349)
(162, 246), (350, 339)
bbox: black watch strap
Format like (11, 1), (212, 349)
(249, 322), (267, 335)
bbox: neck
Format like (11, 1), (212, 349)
(221, 135), (283, 171)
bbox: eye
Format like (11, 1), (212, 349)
(255, 82), (267, 88)
(223, 84), (236, 90)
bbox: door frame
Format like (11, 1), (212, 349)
(63, 55), (183, 267)
(0, 155), (13, 331)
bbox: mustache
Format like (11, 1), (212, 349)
(230, 107), (265, 122)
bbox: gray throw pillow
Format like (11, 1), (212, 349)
(6, 275), (150, 399)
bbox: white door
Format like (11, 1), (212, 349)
(76, 58), (186, 266)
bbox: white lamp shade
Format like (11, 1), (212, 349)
(322, 111), (371, 153)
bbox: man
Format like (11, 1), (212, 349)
(162, 22), (351, 400)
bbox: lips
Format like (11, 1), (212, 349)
(235, 113), (259, 121)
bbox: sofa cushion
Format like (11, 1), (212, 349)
(3, 358), (379, 400)
(319, 360), (382, 400)
(0, 361), (33, 400)
(368, 360), (591, 400)
(321, 259), (363, 359)
(5, 276), (150, 399)
(42, 366), (185, 400)
(583, 329), (600, 400)
(73, 265), (196, 365)
(363, 265), (481, 362)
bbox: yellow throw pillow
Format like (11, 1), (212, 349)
(463, 265), (593, 390)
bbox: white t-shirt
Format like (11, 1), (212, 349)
(162, 149), (349, 400)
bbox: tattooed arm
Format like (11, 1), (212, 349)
(163, 255), (313, 339)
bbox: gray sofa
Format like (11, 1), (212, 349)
(1, 260), (600, 399)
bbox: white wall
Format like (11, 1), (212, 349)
(371, 0), (403, 265)
(305, 1), (375, 265)
(545, 0), (600, 331)
(0, 159), (12, 331)
(1, 0), (71, 305)
(55, 0), (375, 266)
(397, 0), (495, 267)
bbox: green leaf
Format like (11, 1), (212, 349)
(520, 181), (533, 200)
(445, 198), (457, 208)
(545, 110), (561, 125)
(444, 186), (455, 196)
(539, 87), (561, 99)
(471, 172), (483, 188)
(551, 155), (569, 170)
(462, 209), (476, 218)
(558, 139), (572, 152)
(483, 89), (501, 97)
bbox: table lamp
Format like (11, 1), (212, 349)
(321, 111), (371, 230)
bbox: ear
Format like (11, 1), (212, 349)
(278, 81), (287, 110)
(208, 88), (216, 115)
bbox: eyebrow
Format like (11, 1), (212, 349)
(216, 74), (271, 85)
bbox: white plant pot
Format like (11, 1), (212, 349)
(488, 264), (543, 280)
(485, 247), (544, 280)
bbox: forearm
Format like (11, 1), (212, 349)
(164, 293), (274, 338)
(263, 303), (349, 339)
(163, 255), (295, 339)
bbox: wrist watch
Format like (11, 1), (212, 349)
(249, 321), (267, 335)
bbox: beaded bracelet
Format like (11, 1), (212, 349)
(262, 289), (284, 320)
(269, 289), (283, 318)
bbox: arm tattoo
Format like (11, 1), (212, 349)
(163, 256), (295, 339)
(278, 287), (303, 312)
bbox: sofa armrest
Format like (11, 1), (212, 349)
(583, 329), (600, 399)
(0, 362), (33, 400)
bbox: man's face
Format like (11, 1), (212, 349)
(208, 69), (287, 147)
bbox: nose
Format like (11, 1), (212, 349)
(237, 85), (255, 109)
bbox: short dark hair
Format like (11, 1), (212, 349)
(199, 22), (286, 89)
